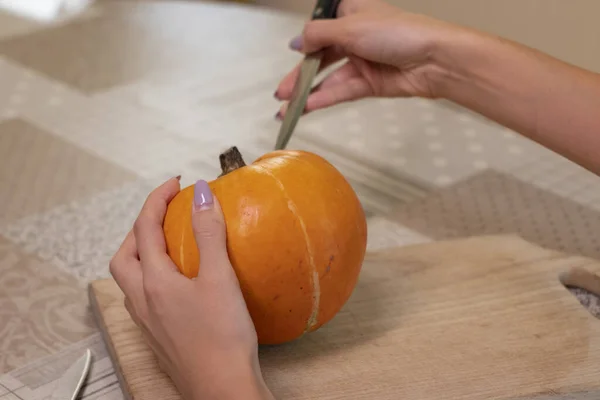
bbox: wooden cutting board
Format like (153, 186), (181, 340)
(89, 234), (600, 399)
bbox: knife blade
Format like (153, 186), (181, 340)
(275, 0), (341, 150)
(49, 348), (92, 400)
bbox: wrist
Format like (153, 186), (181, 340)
(234, 368), (274, 400)
(426, 25), (492, 100)
(191, 360), (274, 400)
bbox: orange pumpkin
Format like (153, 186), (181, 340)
(163, 147), (367, 345)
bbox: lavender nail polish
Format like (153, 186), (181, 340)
(194, 180), (213, 210)
(289, 35), (303, 51)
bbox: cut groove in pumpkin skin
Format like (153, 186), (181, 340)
(253, 164), (321, 333)
(179, 228), (186, 270)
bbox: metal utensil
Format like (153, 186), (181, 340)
(274, 0), (341, 150)
(49, 348), (92, 400)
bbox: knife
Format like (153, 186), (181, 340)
(274, 0), (342, 150)
(49, 348), (92, 400)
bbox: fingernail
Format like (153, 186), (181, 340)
(275, 111), (282, 120)
(175, 175), (181, 181)
(194, 180), (213, 211)
(274, 91), (280, 100)
(289, 35), (303, 51)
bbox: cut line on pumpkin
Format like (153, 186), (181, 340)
(253, 164), (321, 332)
(179, 227), (186, 269)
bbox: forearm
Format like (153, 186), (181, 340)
(431, 27), (600, 174)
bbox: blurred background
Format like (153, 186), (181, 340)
(1, 0), (600, 388)
(2, 0), (600, 71)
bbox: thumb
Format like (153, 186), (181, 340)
(191, 180), (230, 277)
(290, 19), (350, 54)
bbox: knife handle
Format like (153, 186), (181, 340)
(311, 0), (342, 19)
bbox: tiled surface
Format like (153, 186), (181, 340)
(0, 11), (40, 39)
(0, 57), (83, 120)
(0, 10), (202, 93)
(0, 14), (137, 93)
(506, 149), (600, 211)
(0, 236), (96, 373)
(0, 0), (599, 381)
(391, 170), (600, 260)
(0, 1), (303, 94)
(0, 119), (137, 224)
(263, 98), (544, 188)
(0, 180), (154, 282)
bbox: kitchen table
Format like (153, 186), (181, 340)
(0, 1), (599, 398)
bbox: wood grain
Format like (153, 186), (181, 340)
(89, 234), (600, 399)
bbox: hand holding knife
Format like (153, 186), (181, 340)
(274, 0), (342, 150)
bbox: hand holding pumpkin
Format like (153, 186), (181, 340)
(109, 146), (367, 399)
(109, 177), (275, 400)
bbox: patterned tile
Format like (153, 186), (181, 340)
(0, 11), (166, 93)
(0, 179), (155, 283)
(0, 333), (121, 400)
(506, 148), (600, 211)
(0, 56), (85, 123)
(365, 216), (431, 251)
(0, 236), (96, 374)
(391, 170), (600, 261)
(0, 62), (221, 183)
(90, 44), (298, 131)
(0, 11), (40, 40)
(310, 101), (546, 186)
(0, 9), (185, 93)
(0, 1), (302, 94)
(26, 99), (214, 182)
(0, 118), (138, 224)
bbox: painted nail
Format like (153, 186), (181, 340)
(274, 91), (280, 100)
(175, 175), (181, 181)
(275, 111), (282, 120)
(289, 35), (303, 51)
(194, 180), (213, 211)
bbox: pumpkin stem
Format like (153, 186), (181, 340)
(219, 146), (247, 176)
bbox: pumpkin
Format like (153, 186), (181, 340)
(163, 146), (367, 345)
